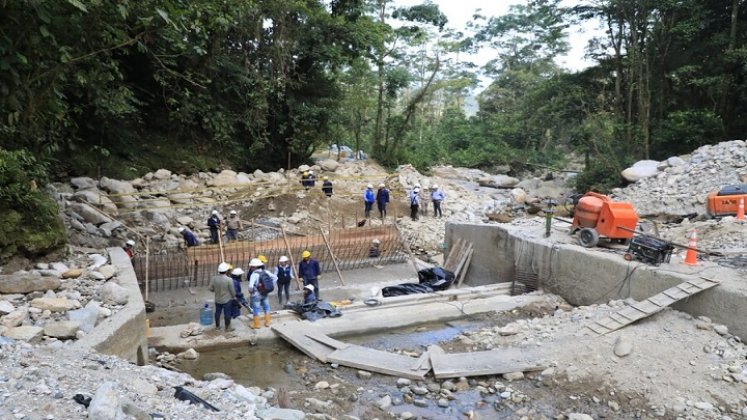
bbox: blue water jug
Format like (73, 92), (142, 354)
(199, 303), (212, 326)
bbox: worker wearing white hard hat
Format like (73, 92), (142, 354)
(123, 239), (135, 259)
(409, 185), (420, 221)
(303, 284), (317, 305)
(207, 210), (221, 244)
(226, 209), (242, 242)
(178, 226), (200, 247)
(247, 257), (277, 329)
(376, 183), (390, 220)
(229, 267), (249, 318)
(209, 262), (237, 331)
(363, 183), (375, 219)
(431, 184), (445, 218)
(274, 255), (294, 305)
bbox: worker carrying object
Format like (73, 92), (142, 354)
(178, 226), (200, 247)
(226, 210), (242, 242)
(298, 250), (321, 299)
(207, 210), (221, 244)
(363, 184), (375, 218)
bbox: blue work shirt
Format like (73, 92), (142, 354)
(207, 215), (221, 230)
(364, 189), (375, 203)
(376, 188), (390, 205)
(304, 290), (317, 305)
(298, 259), (321, 280)
(431, 190), (445, 201)
(181, 230), (200, 247)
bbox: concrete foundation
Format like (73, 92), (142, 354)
(446, 222), (747, 339)
(74, 248), (148, 364)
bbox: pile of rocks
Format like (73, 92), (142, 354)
(0, 252), (127, 344)
(0, 341), (305, 419)
(615, 140), (747, 218)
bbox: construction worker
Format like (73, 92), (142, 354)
(303, 284), (317, 305)
(123, 239), (135, 259)
(226, 210), (242, 242)
(369, 239), (381, 258)
(247, 258), (277, 329)
(300, 171), (311, 190)
(230, 267), (249, 319)
(431, 184), (445, 218)
(207, 210), (221, 244)
(308, 170), (316, 187)
(298, 250), (321, 299)
(274, 256), (294, 305)
(409, 185), (421, 221)
(376, 183), (390, 220)
(258, 254), (268, 265)
(208, 262), (236, 331)
(178, 227), (200, 247)
(322, 176), (333, 197)
(363, 184), (375, 218)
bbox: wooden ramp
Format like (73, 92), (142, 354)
(327, 346), (431, 380)
(272, 322), (348, 363)
(444, 239), (474, 287)
(428, 345), (545, 379)
(583, 277), (720, 336)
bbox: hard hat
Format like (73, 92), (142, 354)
(323, 176), (329, 180)
(279, 256), (289, 263)
(379, 183), (385, 188)
(432, 184), (439, 189)
(309, 170), (314, 174)
(230, 210), (237, 215)
(372, 239), (381, 244)
(177, 226), (186, 233)
(304, 284), (315, 292)
(367, 184), (373, 189)
(212, 210), (218, 215)
(231, 267), (244, 276)
(218, 262), (230, 273)
(227, 263), (234, 271)
(414, 183), (421, 188)
(258, 255), (268, 264)
(413, 187), (420, 192)
(302, 250), (311, 258)
(303, 171), (309, 176)
(249, 258), (263, 267)
(126, 239), (135, 246)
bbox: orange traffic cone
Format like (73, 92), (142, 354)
(684, 229), (698, 265)
(737, 197), (745, 220)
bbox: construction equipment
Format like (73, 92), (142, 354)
(623, 235), (674, 265)
(570, 192), (639, 248)
(706, 184), (747, 217)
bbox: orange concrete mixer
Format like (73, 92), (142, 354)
(570, 192), (639, 248)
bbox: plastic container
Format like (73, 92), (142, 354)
(199, 303), (212, 326)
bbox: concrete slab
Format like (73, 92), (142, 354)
(326, 345), (430, 380)
(428, 344), (545, 379)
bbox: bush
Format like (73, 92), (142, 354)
(0, 149), (66, 259)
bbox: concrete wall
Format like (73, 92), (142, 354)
(74, 248), (148, 364)
(447, 222), (747, 340)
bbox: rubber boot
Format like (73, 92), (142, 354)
(264, 313), (271, 327)
(251, 316), (261, 329)
(225, 318), (235, 332)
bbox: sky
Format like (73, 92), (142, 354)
(394, 0), (603, 72)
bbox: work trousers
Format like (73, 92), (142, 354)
(226, 228), (238, 241)
(214, 302), (231, 327)
(410, 204), (419, 221)
(210, 228), (219, 244)
(277, 279), (291, 304)
(378, 203), (387, 219)
(432, 200), (442, 217)
(364, 201), (373, 218)
(250, 295), (271, 315)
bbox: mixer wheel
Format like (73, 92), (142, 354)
(578, 228), (600, 248)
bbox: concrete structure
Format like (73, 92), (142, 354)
(446, 222), (747, 339)
(74, 248), (148, 364)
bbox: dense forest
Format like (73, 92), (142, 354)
(1, 0), (746, 186)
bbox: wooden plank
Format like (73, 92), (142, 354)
(411, 350), (430, 371)
(305, 330), (349, 351)
(272, 322), (337, 363)
(455, 246), (474, 288)
(584, 278), (721, 336)
(428, 346), (545, 379)
(327, 345), (430, 380)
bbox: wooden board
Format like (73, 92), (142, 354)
(326, 345), (431, 380)
(272, 322), (337, 363)
(583, 277), (720, 336)
(427, 345), (545, 379)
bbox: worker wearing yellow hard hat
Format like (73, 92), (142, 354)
(298, 250), (321, 299)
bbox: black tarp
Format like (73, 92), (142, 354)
(382, 267), (455, 297)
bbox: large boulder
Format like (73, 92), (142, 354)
(1, 308), (27, 328)
(209, 170), (239, 187)
(319, 159), (339, 172)
(621, 160), (659, 182)
(30, 297), (75, 312)
(70, 177), (98, 190)
(4, 326), (43, 342)
(68, 303), (100, 333)
(0, 301), (14, 315)
(0, 273), (61, 294)
(478, 175), (520, 189)
(98, 282), (129, 305)
(99, 177), (135, 194)
(72, 190), (118, 215)
(88, 382), (125, 419)
(153, 169), (172, 180)
(70, 202), (113, 226)
(43, 321), (80, 339)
